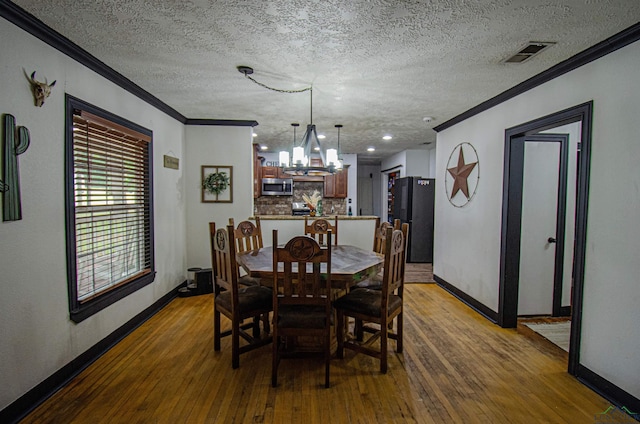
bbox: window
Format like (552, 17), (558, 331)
(65, 96), (155, 323)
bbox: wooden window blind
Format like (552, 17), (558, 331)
(70, 109), (152, 303)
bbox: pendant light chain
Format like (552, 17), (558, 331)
(310, 87), (313, 125)
(241, 73), (312, 94)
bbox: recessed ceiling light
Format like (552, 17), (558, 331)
(318, 134), (326, 139)
(260, 145), (268, 150)
(367, 147), (376, 152)
(314, 146), (320, 151)
(252, 132), (257, 137)
(383, 135), (392, 140)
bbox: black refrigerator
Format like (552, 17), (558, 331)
(393, 177), (435, 263)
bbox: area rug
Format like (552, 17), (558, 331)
(404, 263), (435, 283)
(524, 321), (571, 352)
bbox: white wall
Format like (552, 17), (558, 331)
(405, 149), (431, 177)
(428, 147), (437, 178)
(0, 18), (187, 410)
(185, 125), (255, 268)
(434, 40), (640, 398)
(379, 149), (431, 222)
(382, 148), (431, 178)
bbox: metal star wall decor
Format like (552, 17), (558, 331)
(445, 142), (480, 207)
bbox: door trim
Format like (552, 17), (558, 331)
(498, 101), (593, 376)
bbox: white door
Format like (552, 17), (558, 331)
(518, 141), (560, 315)
(357, 177), (373, 216)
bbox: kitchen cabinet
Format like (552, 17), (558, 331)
(324, 167), (348, 198)
(262, 165), (292, 179)
(261, 166), (280, 179)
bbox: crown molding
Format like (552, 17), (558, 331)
(0, 0), (188, 123)
(434, 22), (640, 132)
(185, 119), (258, 127)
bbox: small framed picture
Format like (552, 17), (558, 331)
(201, 165), (233, 203)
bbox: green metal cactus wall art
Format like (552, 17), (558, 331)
(2, 114), (31, 221)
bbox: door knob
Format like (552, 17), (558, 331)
(547, 237), (557, 243)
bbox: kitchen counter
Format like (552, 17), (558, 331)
(252, 215), (379, 250)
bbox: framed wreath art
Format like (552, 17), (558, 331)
(201, 165), (233, 203)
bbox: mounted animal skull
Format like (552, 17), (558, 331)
(27, 71), (56, 107)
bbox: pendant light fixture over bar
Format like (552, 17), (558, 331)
(238, 66), (343, 176)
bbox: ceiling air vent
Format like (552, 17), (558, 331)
(503, 41), (555, 63)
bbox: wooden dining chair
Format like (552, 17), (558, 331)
(304, 215), (338, 246)
(357, 218), (403, 290)
(210, 222), (273, 369)
(271, 230), (333, 388)
(334, 224), (407, 373)
(229, 217), (263, 253)
(372, 218), (401, 254)
(228, 217), (263, 287)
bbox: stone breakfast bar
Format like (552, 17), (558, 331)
(253, 215), (379, 251)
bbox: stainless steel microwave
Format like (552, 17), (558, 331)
(261, 178), (293, 196)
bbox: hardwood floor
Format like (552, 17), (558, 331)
(22, 285), (623, 423)
(404, 263), (434, 283)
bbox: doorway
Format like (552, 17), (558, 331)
(498, 102), (593, 375)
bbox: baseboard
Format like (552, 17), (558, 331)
(576, 364), (640, 422)
(433, 274), (498, 323)
(0, 282), (185, 424)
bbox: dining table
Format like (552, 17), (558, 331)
(236, 244), (384, 289)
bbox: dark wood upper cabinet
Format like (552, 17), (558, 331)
(261, 166), (279, 179)
(324, 167), (348, 198)
(262, 166), (292, 179)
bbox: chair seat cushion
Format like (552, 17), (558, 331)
(333, 288), (402, 317)
(215, 285), (272, 313)
(276, 305), (330, 329)
(238, 275), (261, 287)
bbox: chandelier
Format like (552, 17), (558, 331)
(238, 66), (343, 176)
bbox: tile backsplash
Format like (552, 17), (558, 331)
(255, 181), (347, 215)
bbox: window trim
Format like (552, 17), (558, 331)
(65, 95), (155, 323)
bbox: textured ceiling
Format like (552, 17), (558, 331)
(11, 0), (640, 164)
